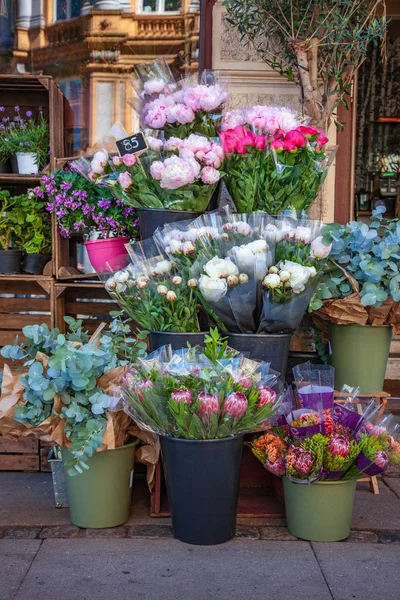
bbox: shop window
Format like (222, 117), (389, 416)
(55, 0), (81, 21)
(59, 78), (84, 152)
(140, 0), (181, 13)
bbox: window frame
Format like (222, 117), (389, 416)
(54, 0), (81, 23)
(138, 0), (181, 15)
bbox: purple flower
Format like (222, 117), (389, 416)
(59, 226), (71, 238)
(0, 124), (4, 130)
(60, 181), (73, 191)
(74, 221), (85, 231)
(14, 106), (20, 111)
(19, 142), (24, 147)
(24, 141), (30, 146)
(98, 199), (112, 210)
(14, 116), (20, 122)
(0, 106), (4, 112)
(2, 117), (8, 122)
(26, 110), (32, 117)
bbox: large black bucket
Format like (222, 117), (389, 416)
(226, 332), (292, 378)
(149, 330), (208, 352)
(137, 208), (204, 240)
(22, 253), (51, 275)
(160, 435), (244, 545)
(0, 250), (22, 274)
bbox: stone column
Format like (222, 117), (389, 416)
(94, 0), (121, 9)
(81, 1), (94, 15)
(16, 0), (32, 27)
(188, 0), (200, 12)
(31, 0), (44, 27)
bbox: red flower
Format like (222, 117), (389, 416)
(223, 392), (248, 419)
(283, 140), (297, 152)
(235, 140), (248, 154)
(328, 435), (350, 458)
(375, 450), (388, 469)
(197, 391), (219, 418)
(257, 384), (277, 407)
(284, 129), (307, 148)
(296, 125), (319, 138)
(316, 130), (329, 147)
(219, 132), (236, 154)
(171, 388), (193, 405)
(242, 130), (256, 147)
(287, 446), (313, 475)
(255, 135), (267, 150)
(270, 139), (284, 152)
(232, 125), (248, 138)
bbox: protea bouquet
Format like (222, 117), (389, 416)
(120, 330), (283, 439)
(252, 363), (400, 483)
(219, 106), (334, 213)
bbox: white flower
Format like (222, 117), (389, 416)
(114, 270), (129, 284)
(137, 280), (147, 289)
(183, 241), (195, 256)
(310, 236), (332, 260)
(233, 240), (269, 280)
(269, 266), (279, 274)
(263, 273), (281, 289)
(279, 270), (291, 283)
(115, 283), (127, 293)
(295, 226), (312, 244)
(196, 226), (219, 240)
(233, 222), (252, 237)
(279, 260), (311, 293)
(153, 260), (172, 275)
(157, 285), (168, 295)
(172, 276), (182, 285)
(276, 224), (295, 241)
(264, 223), (277, 242)
(239, 273), (249, 284)
(199, 275), (227, 302)
(169, 239), (183, 255)
(204, 256), (239, 279)
(188, 278), (198, 288)
(91, 150), (108, 175)
(307, 266), (317, 278)
(166, 290), (177, 301)
(106, 278), (117, 291)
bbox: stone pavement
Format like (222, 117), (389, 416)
(1, 538), (399, 600)
(0, 471), (399, 599)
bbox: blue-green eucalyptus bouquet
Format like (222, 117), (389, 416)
(310, 208), (400, 331)
(0, 313), (147, 475)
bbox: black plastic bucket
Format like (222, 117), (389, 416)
(137, 208), (204, 240)
(149, 331), (208, 352)
(226, 332), (292, 378)
(0, 250), (22, 274)
(160, 435), (244, 545)
(22, 253), (51, 275)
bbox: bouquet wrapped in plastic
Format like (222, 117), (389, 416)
(219, 107), (335, 214)
(120, 330), (284, 440)
(71, 133), (223, 212)
(152, 211), (332, 333)
(252, 363), (400, 483)
(133, 63), (229, 139)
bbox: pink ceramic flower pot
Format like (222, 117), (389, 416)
(84, 237), (130, 272)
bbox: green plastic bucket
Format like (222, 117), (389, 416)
(329, 323), (392, 394)
(283, 477), (357, 541)
(61, 441), (138, 529)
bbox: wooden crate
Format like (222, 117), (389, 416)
(0, 435), (39, 472)
(0, 277), (54, 368)
(54, 282), (119, 333)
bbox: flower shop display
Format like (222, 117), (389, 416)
(0, 105), (49, 174)
(252, 363), (400, 541)
(0, 189), (52, 274)
(311, 207), (400, 392)
(133, 59), (229, 139)
(34, 168), (139, 272)
(219, 113), (334, 214)
(120, 329), (284, 544)
(0, 314), (149, 528)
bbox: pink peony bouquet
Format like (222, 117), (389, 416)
(219, 113), (334, 213)
(252, 364), (400, 483)
(71, 133), (223, 211)
(120, 330), (284, 439)
(134, 63), (228, 139)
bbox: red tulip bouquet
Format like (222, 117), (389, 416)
(252, 364), (400, 483)
(120, 330), (284, 440)
(219, 106), (334, 213)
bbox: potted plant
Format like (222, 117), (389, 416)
(18, 191), (52, 274)
(121, 329), (283, 545)
(0, 190), (24, 273)
(34, 168), (139, 273)
(0, 313), (148, 528)
(0, 106), (49, 174)
(72, 133), (223, 239)
(311, 207), (400, 393)
(252, 363), (400, 541)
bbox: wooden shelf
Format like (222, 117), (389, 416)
(0, 174), (42, 185)
(0, 274), (53, 281)
(357, 210), (372, 216)
(54, 281), (103, 289)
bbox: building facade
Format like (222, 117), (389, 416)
(0, 1), (200, 151)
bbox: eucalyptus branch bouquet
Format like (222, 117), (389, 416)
(121, 329), (284, 440)
(0, 314), (147, 475)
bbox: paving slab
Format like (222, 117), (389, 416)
(312, 542), (400, 600)
(352, 481), (400, 530)
(14, 538), (331, 600)
(0, 540), (42, 600)
(383, 477), (400, 499)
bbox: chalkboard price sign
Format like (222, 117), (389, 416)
(116, 132), (147, 157)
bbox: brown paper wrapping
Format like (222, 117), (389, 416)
(0, 360), (159, 489)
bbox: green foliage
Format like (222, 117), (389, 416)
(0, 109), (49, 168)
(1, 313), (148, 476)
(0, 189), (51, 253)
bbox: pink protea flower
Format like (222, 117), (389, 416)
(236, 376), (253, 389)
(197, 391), (219, 418)
(287, 447), (313, 476)
(375, 450), (389, 469)
(223, 392), (248, 420)
(135, 379), (154, 402)
(257, 385), (277, 407)
(328, 435), (350, 458)
(171, 388), (193, 405)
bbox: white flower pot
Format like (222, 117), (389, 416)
(15, 152), (38, 175)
